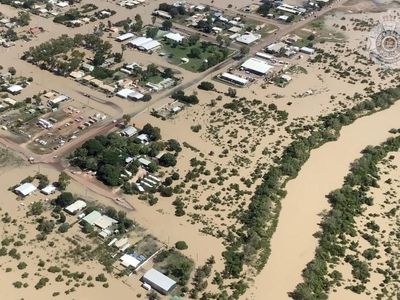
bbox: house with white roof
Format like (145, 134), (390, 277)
(41, 184), (56, 195)
(7, 85), (23, 95)
(164, 32), (185, 43)
(236, 32), (261, 45)
(15, 182), (37, 197)
(120, 254), (141, 269)
(65, 200), (87, 214)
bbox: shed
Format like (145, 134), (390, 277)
(142, 268), (177, 295)
(65, 200), (87, 214)
(300, 46), (315, 55)
(41, 184), (56, 195)
(15, 183), (37, 197)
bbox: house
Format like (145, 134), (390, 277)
(266, 42), (287, 54)
(116, 32), (135, 42)
(164, 32), (185, 44)
(82, 63), (95, 72)
(129, 37), (153, 48)
(219, 72), (249, 86)
(153, 10), (172, 19)
(136, 133), (149, 144)
(7, 85), (23, 95)
(121, 126), (138, 137)
(212, 27), (223, 34)
(138, 40), (161, 52)
(241, 58), (274, 75)
(4, 98), (17, 106)
(65, 200), (87, 214)
(56, 1), (69, 8)
(236, 32), (261, 45)
(82, 210), (102, 226)
(93, 215), (118, 230)
(142, 268), (177, 295)
(138, 157), (152, 168)
(117, 88), (135, 99)
(48, 95), (69, 107)
(15, 183), (37, 197)
(228, 26), (241, 33)
(41, 184), (56, 195)
(115, 237), (129, 250)
(281, 74), (292, 82)
(69, 71), (85, 80)
(120, 254), (141, 269)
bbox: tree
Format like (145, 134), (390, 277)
(159, 153), (177, 167)
(161, 20), (173, 31)
(239, 46), (250, 56)
(227, 87), (237, 98)
(151, 15), (156, 25)
(58, 172), (71, 191)
(55, 192), (74, 207)
(189, 47), (201, 58)
(97, 164), (121, 186)
(188, 34), (200, 46)
(198, 81), (214, 91)
(58, 223), (70, 233)
(8, 67), (16, 75)
(146, 27), (159, 39)
(122, 114), (131, 124)
(29, 202), (44, 216)
(163, 67), (174, 79)
(257, 2), (272, 16)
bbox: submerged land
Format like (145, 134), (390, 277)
(0, 0), (399, 299)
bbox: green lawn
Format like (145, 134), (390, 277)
(161, 40), (232, 73)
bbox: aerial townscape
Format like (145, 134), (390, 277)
(0, 0), (399, 299)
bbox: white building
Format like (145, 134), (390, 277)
(65, 200), (87, 214)
(235, 33), (261, 45)
(41, 184), (56, 195)
(15, 182), (37, 197)
(219, 72), (249, 86)
(241, 58), (273, 75)
(116, 32), (135, 42)
(7, 85), (23, 95)
(120, 254), (141, 269)
(49, 95), (69, 106)
(93, 215), (118, 230)
(142, 268), (177, 295)
(117, 89), (144, 100)
(138, 40), (161, 52)
(164, 32), (185, 43)
(121, 126), (138, 137)
(129, 37), (153, 48)
(300, 46), (315, 55)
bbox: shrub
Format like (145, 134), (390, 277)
(175, 241), (188, 250)
(198, 81), (214, 91)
